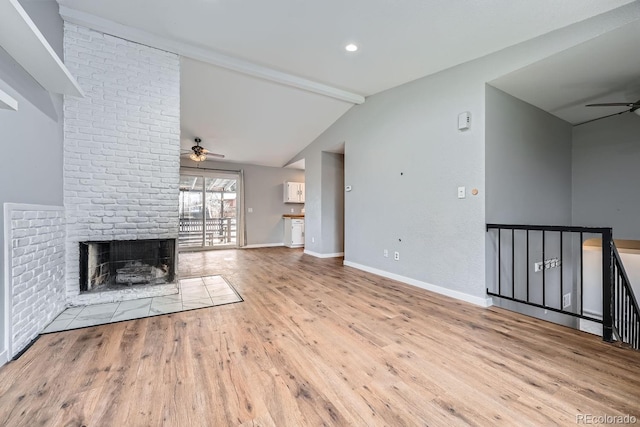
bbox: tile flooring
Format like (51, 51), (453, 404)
(42, 275), (242, 333)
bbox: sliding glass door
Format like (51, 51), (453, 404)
(179, 171), (240, 249)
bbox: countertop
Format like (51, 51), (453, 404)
(282, 214), (305, 218)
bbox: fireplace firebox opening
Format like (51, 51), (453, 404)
(79, 239), (176, 293)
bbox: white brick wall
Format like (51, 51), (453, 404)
(5, 204), (66, 358)
(63, 23), (180, 300)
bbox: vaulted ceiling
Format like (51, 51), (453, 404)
(56, 0), (636, 166)
(490, 19), (640, 126)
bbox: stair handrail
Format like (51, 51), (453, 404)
(610, 242), (640, 349)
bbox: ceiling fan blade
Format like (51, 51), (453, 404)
(575, 109), (631, 126)
(201, 148), (225, 158)
(586, 102), (635, 107)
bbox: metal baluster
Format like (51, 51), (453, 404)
(625, 292), (629, 343)
(580, 232), (583, 316)
(560, 232), (563, 310)
(526, 230), (530, 302)
(631, 311), (638, 348)
(602, 229), (613, 342)
(614, 269), (618, 333)
(619, 271), (623, 335)
(542, 230), (546, 307)
(498, 229), (501, 296)
(512, 229), (515, 299)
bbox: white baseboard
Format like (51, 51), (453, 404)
(583, 308), (603, 319)
(343, 260), (493, 307)
(242, 243), (285, 249)
(304, 250), (344, 258)
(0, 349), (7, 367)
(579, 308), (603, 336)
(579, 319), (603, 336)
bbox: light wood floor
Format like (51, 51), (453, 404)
(1, 248), (639, 426)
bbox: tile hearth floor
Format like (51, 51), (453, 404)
(42, 275), (242, 333)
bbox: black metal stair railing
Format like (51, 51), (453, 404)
(487, 223), (640, 349)
(611, 244), (640, 350)
(486, 224), (616, 343)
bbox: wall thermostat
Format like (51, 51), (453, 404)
(345, 185), (352, 192)
(458, 111), (471, 131)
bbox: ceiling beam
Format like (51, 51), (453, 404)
(58, 6), (365, 105)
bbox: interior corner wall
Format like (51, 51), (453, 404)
(572, 113), (640, 239)
(298, 149), (322, 254)
(0, 3), (65, 363)
(320, 152), (344, 254)
(485, 85), (574, 326)
(485, 85), (573, 225)
(181, 159), (305, 246)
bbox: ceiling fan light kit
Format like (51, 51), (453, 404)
(182, 137), (225, 162)
(189, 152), (207, 162)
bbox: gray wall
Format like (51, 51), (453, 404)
(485, 85), (573, 225)
(182, 159), (304, 246)
(0, 1), (65, 359)
(320, 152), (344, 254)
(485, 86), (575, 325)
(287, 5), (635, 302)
(572, 113), (640, 239)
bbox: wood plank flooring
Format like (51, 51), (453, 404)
(1, 247), (639, 426)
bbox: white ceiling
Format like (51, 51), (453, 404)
(180, 57), (352, 167)
(56, 0), (636, 166)
(490, 19), (640, 125)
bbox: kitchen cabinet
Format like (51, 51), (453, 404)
(284, 182), (305, 203)
(284, 217), (304, 248)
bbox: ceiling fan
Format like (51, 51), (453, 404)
(180, 137), (225, 162)
(581, 99), (640, 125)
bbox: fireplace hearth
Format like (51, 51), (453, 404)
(79, 239), (176, 293)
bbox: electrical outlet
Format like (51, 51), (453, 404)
(563, 292), (571, 308)
(536, 258), (561, 272)
(383, 249), (388, 258)
(311, 237), (315, 243)
(247, 207), (253, 213)
(290, 208), (294, 213)
(394, 251), (400, 261)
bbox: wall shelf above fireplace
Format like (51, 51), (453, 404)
(0, 0), (84, 97)
(0, 88), (18, 111)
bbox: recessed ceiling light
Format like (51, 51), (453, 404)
(345, 43), (358, 52)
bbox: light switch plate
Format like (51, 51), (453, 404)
(458, 111), (471, 130)
(457, 186), (466, 199)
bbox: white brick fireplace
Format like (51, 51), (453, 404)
(4, 204), (66, 359)
(63, 23), (181, 304)
(3, 23), (182, 360)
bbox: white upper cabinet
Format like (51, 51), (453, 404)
(284, 182), (305, 203)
